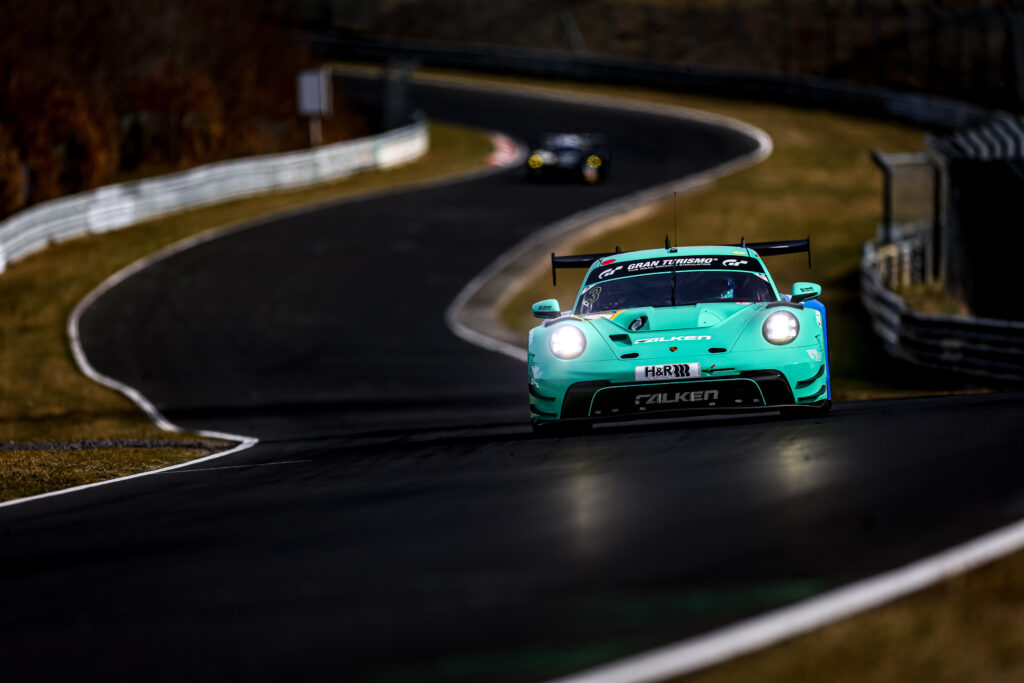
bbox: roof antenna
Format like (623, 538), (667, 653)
(615, 244), (621, 253)
(673, 191), (678, 248)
(665, 234), (671, 249)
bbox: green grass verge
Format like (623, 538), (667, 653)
(0, 121), (492, 501)
(452, 71), (968, 400)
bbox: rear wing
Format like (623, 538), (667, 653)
(550, 251), (616, 286)
(732, 237), (812, 268)
(550, 237), (811, 286)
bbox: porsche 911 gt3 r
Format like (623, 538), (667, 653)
(528, 239), (831, 433)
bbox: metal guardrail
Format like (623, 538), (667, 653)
(0, 117), (429, 273)
(861, 240), (1024, 383)
(310, 35), (993, 131)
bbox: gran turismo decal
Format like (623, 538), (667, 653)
(627, 258), (715, 272)
(635, 335), (711, 343)
(634, 390), (720, 406)
(586, 255), (765, 284)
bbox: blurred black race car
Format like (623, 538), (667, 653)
(526, 133), (609, 184)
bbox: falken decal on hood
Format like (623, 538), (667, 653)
(634, 335), (712, 344)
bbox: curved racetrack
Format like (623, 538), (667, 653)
(2, 77), (1023, 682)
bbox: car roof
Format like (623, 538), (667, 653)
(539, 133), (603, 146)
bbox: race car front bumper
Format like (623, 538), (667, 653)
(560, 370), (793, 419)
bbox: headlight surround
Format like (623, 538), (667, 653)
(762, 310), (800, 345)
(549, 324), (586, 359)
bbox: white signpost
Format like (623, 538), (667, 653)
(297, 68), (332, 146)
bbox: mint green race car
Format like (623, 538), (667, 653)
(528, 239), (831, 434)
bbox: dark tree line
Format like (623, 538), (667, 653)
(0, 1), (367, 218)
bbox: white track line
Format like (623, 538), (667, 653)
(431, 74), (1024, 683)
(0, 128), (523, 511)
(550, 516), (1024, 682)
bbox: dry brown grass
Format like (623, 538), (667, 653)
(898, 281), (971, 317)
(0, 446), (212, 501)
(677, 550), (1024, 683)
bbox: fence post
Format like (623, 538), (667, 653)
(870, 150), (894, 243)
(930, 153), (944, 281)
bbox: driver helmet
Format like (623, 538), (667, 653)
(711, 275), (735, 300)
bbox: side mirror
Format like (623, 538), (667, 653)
(791, 282), (821, 303)
(532, 299), (561, 319)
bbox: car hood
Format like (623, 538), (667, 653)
(584, 303), (763, 357)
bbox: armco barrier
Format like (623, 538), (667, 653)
(861, 241), (1024, 383)
(0, 116), (428, 273)
(312, 35), (992, 131)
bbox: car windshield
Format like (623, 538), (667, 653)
(542, 135), (585, 148)
(575, 271), (775, 314)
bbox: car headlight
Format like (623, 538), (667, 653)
(550, 325), (586, 359)
(586, 154), (602, 169)
(528, 153), (545, 169)
(762, 310), (799, 345)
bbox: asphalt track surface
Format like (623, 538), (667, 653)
(3, 77), (1024, 682)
